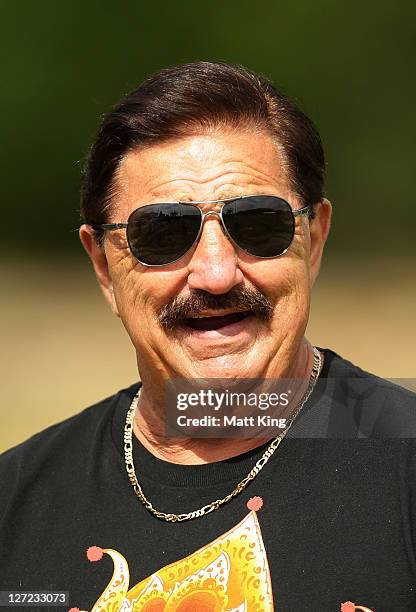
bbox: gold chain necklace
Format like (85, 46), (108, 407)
(124, 347), (322, 522)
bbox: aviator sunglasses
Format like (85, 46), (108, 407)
(93, 195), (312, 267)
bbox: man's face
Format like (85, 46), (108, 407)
(81, 128), (330, 383)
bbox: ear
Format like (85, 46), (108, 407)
(309, 198), (332, 285)
(79, 224), (120, 317)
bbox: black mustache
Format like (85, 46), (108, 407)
(158, 287), (273, 330)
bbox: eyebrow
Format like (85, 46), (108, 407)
(214, 189), (247, 201)
(150, 190), (252, 203)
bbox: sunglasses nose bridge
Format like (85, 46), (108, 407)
(200, 209), (226, 229)
(201, 210), (221, 220)
(190, 205), (236, 253)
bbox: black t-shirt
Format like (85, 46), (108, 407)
(1, 349), (416, 612)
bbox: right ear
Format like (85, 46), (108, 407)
(79, 224), (120, 317)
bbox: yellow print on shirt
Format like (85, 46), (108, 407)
(70, 509), (273, 612)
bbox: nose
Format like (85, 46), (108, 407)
(187, 214), (244, 294)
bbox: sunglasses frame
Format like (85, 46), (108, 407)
(92, 195), (312, 267)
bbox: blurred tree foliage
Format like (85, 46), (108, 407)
(1, 0), (414, 256)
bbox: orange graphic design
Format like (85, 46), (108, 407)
(70, 508), (273, 611)
(340, 602), (374, 612)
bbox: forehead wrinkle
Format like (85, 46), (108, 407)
(121, 142), (286, 183)
(149, 159), (285, 187)
(114, 132), (292, 214)
(138, 165), (287, 203)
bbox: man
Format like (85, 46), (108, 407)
(1, 62), (415, 612)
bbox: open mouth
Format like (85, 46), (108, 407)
(183, 311), (253, 331)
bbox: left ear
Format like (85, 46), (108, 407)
(309, 198), (332, 285)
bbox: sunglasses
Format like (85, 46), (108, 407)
(93, 195), (312, 267)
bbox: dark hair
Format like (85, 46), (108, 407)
(80, 61), (325, 241)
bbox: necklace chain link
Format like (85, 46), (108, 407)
(124, 347), (322, 522)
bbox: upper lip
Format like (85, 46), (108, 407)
(186, 309), (252, 319)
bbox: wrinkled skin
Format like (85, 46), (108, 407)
(80, 128), (331, 463)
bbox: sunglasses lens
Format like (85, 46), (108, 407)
(222, 196), (295, 257)
(127, 204), (201, 265)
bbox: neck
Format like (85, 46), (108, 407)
(133, 339), (319, 465)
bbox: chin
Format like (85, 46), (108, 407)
(185, 354), (267, 381)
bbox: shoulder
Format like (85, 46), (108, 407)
(0, 382), (139, 476)
(319, 348), (416, 437)
(322, 347), (415, 401)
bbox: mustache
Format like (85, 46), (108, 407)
(158, 287), (273, 330)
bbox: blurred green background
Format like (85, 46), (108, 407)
(1, 0), (415, 451)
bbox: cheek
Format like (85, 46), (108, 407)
(270, 271), (311, 346)
(243, 252), (310, 306)
(272, 269), (311, 327)
(272, 235), (311, 315)
(110, 259), (187, 341)
(243, 253), (311, 346)
(110, 272), (162, 355)
(240, 221), (311, 297)
(104, 250), (151, 334)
